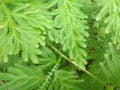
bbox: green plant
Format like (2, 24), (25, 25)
(0, 0), (120, 90)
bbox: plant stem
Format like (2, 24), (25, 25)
(47, 41), (106, 86)
(39, 57), (61, 90)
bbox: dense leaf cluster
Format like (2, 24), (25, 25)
(0, 0), (120, 90)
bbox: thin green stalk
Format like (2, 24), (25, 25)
(47, 41), (106, 86)
(39, 57), (61, 90)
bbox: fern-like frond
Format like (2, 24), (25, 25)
(48, 69), (83, 90)
(0, 63), (45, 90)
(0, 1), (51, 63)
(39, 47), (57, 69)
(39, 58), (61, 90)
(96, 0), (120, 49)
(48, 0), (89, 69)
(100, 43), (120, 89)
(80, 29), (110, 90)
(81, 60), (105, 90)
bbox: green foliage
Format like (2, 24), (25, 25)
(0, 0), (120, 90)
(96, 0), (120, 49)
(48, 70), (83, 90)
(100, 43), (120, 89)
(0, 1), (51, 63)
(0, 63), (45, 90)
(48, 0), (89, 69)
